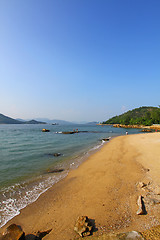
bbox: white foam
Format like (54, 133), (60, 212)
(88, 140), (104, 152)
(0, 172), (68, 228)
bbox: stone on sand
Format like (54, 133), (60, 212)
(74, 216), (92, 237)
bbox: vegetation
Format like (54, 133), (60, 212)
(102, 106), (160, 126)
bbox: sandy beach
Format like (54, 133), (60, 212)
(1, 132), (160, 239)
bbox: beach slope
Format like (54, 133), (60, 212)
(1, 133), (160, 239)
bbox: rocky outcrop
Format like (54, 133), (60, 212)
(141, 129), (152, 132)
(74, 216), (93, 237)
(113, 123), (160, 131)
(113, 124), (144, 129)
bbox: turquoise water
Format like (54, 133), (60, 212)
(0, 124), (141, 227)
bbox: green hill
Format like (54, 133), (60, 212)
(102, 106), (160, 126)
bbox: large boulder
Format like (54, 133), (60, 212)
(1, 224), (25, 240)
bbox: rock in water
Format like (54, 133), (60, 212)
(47, 168), (64, 173)
(53, 153), (62, 157)
(42, 129), (50, 132)
(102, 138), (110, 141)
(2, 224), (25, 240)
(74, 216), (93, 237)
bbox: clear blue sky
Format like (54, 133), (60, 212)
(0, 0), (160, 122)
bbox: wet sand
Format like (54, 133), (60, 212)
(1, 133), (160, 239)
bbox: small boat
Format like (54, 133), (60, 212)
(42, 129), (50, 132)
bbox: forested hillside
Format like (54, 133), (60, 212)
(102, 107), (160, 126)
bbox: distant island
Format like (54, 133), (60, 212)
(102, 106), (160, 126)
(0, 113), (46, 124)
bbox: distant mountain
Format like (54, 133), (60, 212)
(0, 113), (98, 125)
(0, 114), (46, 124)
(25, 119), (46, 124)
(0, 113), (23, 124)
(102, 106), (160, 126)
(15, 118), (26, 122)
(86, 121), (99, 125)
(35, 118), (73, 125)
(72, 121), (88, 124)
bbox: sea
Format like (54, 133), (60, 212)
(0, 124), (141, 228)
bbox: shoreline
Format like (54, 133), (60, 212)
(0, 137), (107, 229)
(1, 133), (160, 239)
(98, 123), (160, 131)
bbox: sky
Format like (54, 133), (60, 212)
(0, 0), (160, 122)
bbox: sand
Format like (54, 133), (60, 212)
(1, 132), (160, 239)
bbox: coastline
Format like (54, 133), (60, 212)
(0, 135), (106, 229)
(1, 133), (160, 239)
(98, 123), (160, 131)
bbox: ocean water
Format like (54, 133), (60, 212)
(0, 124), (141, 228)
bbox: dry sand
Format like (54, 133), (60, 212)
(1, 132), (160, 239)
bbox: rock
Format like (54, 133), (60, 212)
(53, 153), (62, 157)
(137, 182), (147, 188)
(47, 169), (64, 173)
(2, 224), (25, 240)
(102, 138), (110, 142)
(137, 196), (147, 215)
(74, 216), (93, 237)
(47, 153), (63, 157)
(42, 129), (50, 132)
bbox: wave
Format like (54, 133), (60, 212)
(0, 173), (68, 228)
(0, 139), (110, 228)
